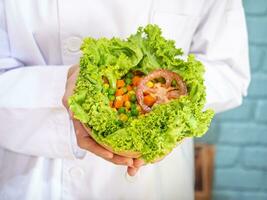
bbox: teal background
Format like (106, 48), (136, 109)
(195, 0), (267, 199)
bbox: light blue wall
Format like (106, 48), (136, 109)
(195, 0), (267, 199)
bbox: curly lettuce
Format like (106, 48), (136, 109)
(68, 24), (214, 162)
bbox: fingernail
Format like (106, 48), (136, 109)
(129, 168), (137, 176)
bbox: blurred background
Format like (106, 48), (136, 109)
(195, 0), (267, 199)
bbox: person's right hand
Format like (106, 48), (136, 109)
(62, 65), (144, 175)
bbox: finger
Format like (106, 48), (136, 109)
(62, 66), (80, 109)
(65, 68), (79, 92)
(73, 119), (90, 137)
(68, 109), (74, 120)
(63, 69), (79, 107)
(104, 154), (134, 166)
(67, 64), (79, 78)
(82, 137), (114, 159)
(127, 166), (139, 176)
(133, 158), (145, 168)
(73, 120), (113, 159)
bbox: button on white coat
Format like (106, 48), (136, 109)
(66, 36), (82, 52)
(69, 167), (84, 178)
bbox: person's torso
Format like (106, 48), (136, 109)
(1, 0), (200, 199)
(0, 138), (194, 200)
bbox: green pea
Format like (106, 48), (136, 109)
(126, 111), (132, 118)
(171, 80), (177, 87)
(118, 107), (126, 114)
(122, 87), (128, 94)
(125, 78), (132, 85)
(131, 109), (139, 116)
(108, 88), (116, 95)
(108, 95), (115, 101)
(130, 95), (137, 102)
(126, 73), (134, 79)
(131, 104), (137, 110)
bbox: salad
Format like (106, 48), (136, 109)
(68, 24), (214, 162)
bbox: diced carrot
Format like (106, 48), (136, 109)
(132, 76), (142, 86)
(122, 94), (129, 102)
(144, 95), (156, 107)
(126, 85), (133, 91)
(115, 88), (125, 96)
(116, 80), (125, 88)
(114, 97), (124, 109)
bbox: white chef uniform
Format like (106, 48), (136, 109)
(0, 0), (250, 199)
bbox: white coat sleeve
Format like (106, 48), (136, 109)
(189, 0), (251, 113)
(0, 1), (85, 159)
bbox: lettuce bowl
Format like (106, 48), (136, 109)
(68, 24), (214, 163)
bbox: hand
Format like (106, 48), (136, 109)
(62, 65), (143, 176)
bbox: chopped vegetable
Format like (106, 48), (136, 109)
(119, 113), (128, 121)
(122, 87), (128, 94)
(131, 109), (139, 116)
(132, 76), (142, 86)
(122, 94), (130, 102)
(116, 80), (125, 88)
(130, 94), (137, 102)
(115, 88), (125, 96)
(118, 107), (126, 114)
(126, 73), (134, 79)
(125, 78), (132, 85)
(127, 85), (133, 91)
(144, 95), (156, 107)
(124, 101), (131, 109)
(108, 95), (115, 101)
(114, 96), (123, 109)
(108, 88), (116, 95)
(103, 83), (109, 89)
(146, 81), (154, 88)
(128, 91), (135, 96)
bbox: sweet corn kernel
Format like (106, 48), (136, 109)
(119, 113), (128, 121)
(103, 83), (109, 89)
(128, 91), (135, 96)
(125, 101), (131, 109)
(146, 81), (154, 88)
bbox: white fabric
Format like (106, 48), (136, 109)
(0, 0), (250, 199)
